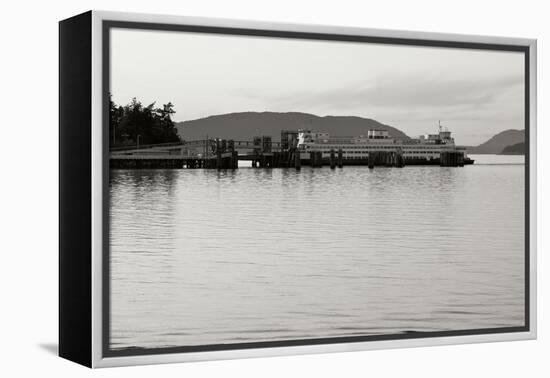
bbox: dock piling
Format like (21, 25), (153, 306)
(294, 150), (301, 170)
(330, 149), (336, 169)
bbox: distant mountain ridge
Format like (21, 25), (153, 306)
(176, 112), (409, 141)
(500, 142), (525, 155)
(469, 129), (525, 154)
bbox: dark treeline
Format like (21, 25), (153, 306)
(109, 97), (181, 147)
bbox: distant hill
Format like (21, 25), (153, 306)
(175, 112), (409, 141)
(469, 129), (524, 154)
(500, 142), (525, 155)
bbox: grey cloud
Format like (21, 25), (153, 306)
(257, 73), (524, 111)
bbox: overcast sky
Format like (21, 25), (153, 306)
(111, 28), (525, 146)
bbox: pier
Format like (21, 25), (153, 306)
(110, 130), (469, 169)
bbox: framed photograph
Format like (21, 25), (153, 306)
(59, 10), (537, 368)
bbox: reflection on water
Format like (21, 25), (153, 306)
(109, 154), (525, 350)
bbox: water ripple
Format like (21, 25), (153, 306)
(109, 154), (525, 350)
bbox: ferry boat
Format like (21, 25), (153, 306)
(296, 123), (474, 166)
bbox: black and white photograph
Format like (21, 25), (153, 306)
(106, 23), (529, 356)
(3, 0), (548, 375)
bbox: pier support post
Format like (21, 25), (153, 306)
(337, 149), (343, 168)
(396, 152), (404, 168)
(330, 149), (336, 169)
(216, 139), (222, 170)
(310, 151), (322, 168)
(368, 152), (375, 169)
(294, 150), (301, 170)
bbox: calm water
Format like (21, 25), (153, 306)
(109, 154), (525, 350)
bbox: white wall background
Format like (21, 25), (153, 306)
(0, 0), (546, 376)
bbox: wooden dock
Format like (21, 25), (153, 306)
(110, 133), (470, 169)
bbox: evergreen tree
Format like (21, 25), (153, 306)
(109, 97), (180, 147)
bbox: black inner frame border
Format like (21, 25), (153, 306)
(102, 20), (531, 358)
